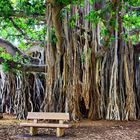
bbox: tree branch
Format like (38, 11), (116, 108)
(129, 29), (140, 35)
(0, 38), (39, 64)
(0, 38), (23, 56)
(9, 18), (46, 46)
(0, 11), (45, 20)
(10, 18), (30, 41)
(0, 57), (46, 73)
(129, 6), (140, 11)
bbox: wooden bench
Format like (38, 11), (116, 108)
(20, 112), (72, 137)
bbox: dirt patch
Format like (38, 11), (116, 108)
(0, 114), (140, 140)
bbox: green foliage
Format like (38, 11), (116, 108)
(0, 52), (12, 60)
(125, 0), (140, 6)
(123, 3), (140, 43)
(49, 28), (57, 46)
(0, 54), (25, 73)
(88, 0), (95, 4)
(13, 0), (45, 15)
(18, 42), (28, 50)
(0, 48), (4, 52)
(56, 0), (79, 5)
(69, 13), (79, 28)
(0, 53), (9, 72)
(0, 0), (46, 51)
(1, 62), (10, 72)
(85, 10), (101, 26)
(0, 0), (13, 18)
(123, 14), (140, 27)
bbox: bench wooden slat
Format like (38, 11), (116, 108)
(27, 112), (70, 120)
(20, 122), (72, 128)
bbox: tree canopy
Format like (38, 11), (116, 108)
(0, 0), (139, 51)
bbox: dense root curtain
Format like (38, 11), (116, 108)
(41, 0), (137, 121)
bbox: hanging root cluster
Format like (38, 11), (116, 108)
(41, 0), (138, 121)
(0, 68), (45, 119)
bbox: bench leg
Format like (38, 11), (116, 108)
(56, 128), (64, 137)
(30, 127), (37, 136)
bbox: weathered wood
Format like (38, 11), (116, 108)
(20, 122), (71, 128)
(56, 120), (65, 137)
(34, 119), (38, 123)
(20, 112), (71, 137)
(29, 117), (38, 135)
(27, 112), (70, 120)
(56, 128), (64, 137)
(29, 127), (37, 136)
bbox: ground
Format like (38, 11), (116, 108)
(0, 114), (140, 140)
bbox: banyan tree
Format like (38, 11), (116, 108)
(0, 0), (140, 120)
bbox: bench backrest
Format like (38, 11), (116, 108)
(27, 112), (70, 120)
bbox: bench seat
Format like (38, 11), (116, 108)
(20, 122), (72, 128)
